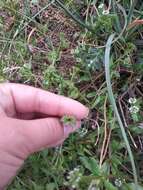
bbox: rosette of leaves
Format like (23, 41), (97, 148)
(61, 115), (76, 128)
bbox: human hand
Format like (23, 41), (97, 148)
(0, 83), (88, 189)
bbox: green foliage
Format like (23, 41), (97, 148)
(19, 63), (34, 81)
(74, 44), (104, 71)
(104, 181), (118, 190)
(47, 32), (69, 64)
(2, 0), (143, 189)
(48, 49), (61, 64)
(92, 14), (116, 35)
(43, 65), (79, 98)
(80, 157), (100, 177)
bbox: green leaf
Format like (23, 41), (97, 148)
(104, 181), (118, 190)
(31, 181), (44, 190)
(48, 50), (60, 63)
(87, 92), (96, 98)
(100, 162), (110, 175)
(122, 183), (143, 190)
(128, 183), (143, 190)
(59, 32), (69, 49)
(80, 157), (100, 176)
(46, 183), (56, 190)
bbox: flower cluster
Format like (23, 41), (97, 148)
(114, 178), (122, 187)
(128, 97), (141, 122)
(128, 97), (137, 104)
(98, 3), (110, 15)
(64, 167), (82, 189)
(98, 3), (104, 9)
(128, 97), (139, 114)
(129, 106), (139, 114)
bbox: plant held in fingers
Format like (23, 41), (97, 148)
(61, 115), (77, 128)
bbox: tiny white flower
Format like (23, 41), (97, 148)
(74, 167), (79, 172)
(128, 97), (137, 104)
(90, 60), (94, 64)
(102, 9), (110, 15)
(115, 178), (122, 187)
(67, 175), (71, 179)
(75, 176), (81, 182)
(129, 106), (139, 114)
(69, 171), (74, 175)
(136, 78), (140, 82)
(87, 63), (91, 68)
(98, 3), (104, 9)
(72, 184), (76, 189)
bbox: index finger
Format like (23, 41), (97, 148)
(3, 83), (89, 120)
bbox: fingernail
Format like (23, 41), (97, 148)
(63, 122), (81, 137)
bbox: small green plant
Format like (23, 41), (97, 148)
(47, 32), (69, 65)
(61, 115), (76, 127)
(19, 63), (34, 82)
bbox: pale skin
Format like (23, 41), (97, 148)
(0, 83), (89, 189)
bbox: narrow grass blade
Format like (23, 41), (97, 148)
(104, 34), (138, 190)
(112, 3), (127, 42)
(127, 0), (136, 24)
(126, 1), (143, 39)
(111, 0), (121, 33)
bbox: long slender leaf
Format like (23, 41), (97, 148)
(127, 0), (136, 24)
(104, 34), (138, 190)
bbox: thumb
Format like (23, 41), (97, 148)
(21, 118), (81, 155)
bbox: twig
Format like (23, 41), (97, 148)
(102, 127), (112, 162)
(128, 130), (138, 149)
(27, 27), (36, 44)
(99, 96), (108, 167)
(118, 97), (128, 128)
